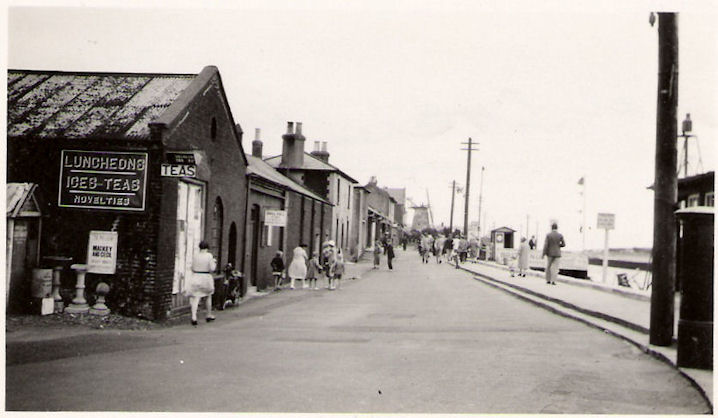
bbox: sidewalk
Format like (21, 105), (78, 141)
(457, 259), (713, 409)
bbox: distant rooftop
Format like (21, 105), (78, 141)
(7, 69), (197, 140)
(264, 152), (358, 183)
(246, 154), (331, 204)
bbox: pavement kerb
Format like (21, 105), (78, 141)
(463, 265), (713, 413)
(468, 267), (650, 334)
(468, 259), (651, 301)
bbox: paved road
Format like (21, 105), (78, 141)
(6, 251), (709, 413)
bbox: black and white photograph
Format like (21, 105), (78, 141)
(4, 0), (716, 414)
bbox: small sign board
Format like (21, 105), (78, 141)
(597, 213), (616, 230)
(59, 150), (148, 211)
(166, 152), (196, 165)
(161, 164), (197, 177)
(264, 209), (287, 227)
(87, 231), (118, 274)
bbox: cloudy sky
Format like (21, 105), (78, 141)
(6, 0), (717, 250)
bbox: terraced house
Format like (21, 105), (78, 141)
(6, 66), (248, 320)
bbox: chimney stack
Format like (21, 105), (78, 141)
(251, 128), (263, 158)
(281, 120), (306, 170)
(310, 140), (330, 163)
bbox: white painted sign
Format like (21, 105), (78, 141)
(264, 209), (287, 227)
(161, 164), (197, 178)
(87, 231), (118, 274)
(597, 213), (615, 230)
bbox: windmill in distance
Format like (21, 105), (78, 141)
(408, 194), (433, 231)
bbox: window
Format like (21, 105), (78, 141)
(687, 193), (700, 207)
(705, 192), (715, 207)
(263, 224), (273, 246)
(336, 178), (341, 205)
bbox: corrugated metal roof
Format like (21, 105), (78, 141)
(247, 155), (330, 204)
(7, 70), (196, 140)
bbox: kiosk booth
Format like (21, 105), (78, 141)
(490, 226), (516, 264)
(6, 183), (43, 313)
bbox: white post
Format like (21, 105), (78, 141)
(65, 264), (89, 314)
(601, 228), (610, 284)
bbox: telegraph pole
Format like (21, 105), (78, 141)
(449, 180), (456, 234)
(477, 166), (485, 238)
(461, 138), (479, 237)
(650, 12), (679, 347)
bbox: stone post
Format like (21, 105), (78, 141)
(65, 264), (89, 314)
(52, 266), (64, 313)
(90, 282), (110, 316)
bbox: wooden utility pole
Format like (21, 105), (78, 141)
(477, 166), (484, 238)
(650, 12), (679, 347)
(449, 180), (456, 234)
(461, 137), (478, 237)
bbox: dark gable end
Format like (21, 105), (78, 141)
(151, 65), (248, 168)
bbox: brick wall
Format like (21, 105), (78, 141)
(158, 72), (248, 318)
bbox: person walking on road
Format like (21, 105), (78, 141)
(385, 239), (395, 270)
(187, 240), (217, 326)
(529, 235), (537, 250)
(373, 240), (382, 269)
(517, 237), (530, 277)
(288, 244), (308, 289)
(420, 234), (431, 264)
(434, 235), (446, 264)
(306, 253), (322, 290)
(333, 248), (345, 289)
(542, 223), (565, 285)
(271, 251), (285, 291)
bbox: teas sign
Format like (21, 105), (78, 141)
(59, 150), (148, 211)
(87, 231), (118, 274)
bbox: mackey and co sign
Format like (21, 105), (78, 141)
(59, 150), (148, 211)
(87, 231), (118, 274)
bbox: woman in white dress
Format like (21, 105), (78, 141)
(288, 244), (308, 289)
(188, 240), (217, 326)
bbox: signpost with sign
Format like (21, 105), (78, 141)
(59, 150), (148, 211)
(87, 231), (118, 274)
(597, 213), (615, 283)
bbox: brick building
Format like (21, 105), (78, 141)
(245, 129), (332, 290)
(265, 122), (359, 257)
(364, 177), (397, 245)
(7, 66), (248, 320)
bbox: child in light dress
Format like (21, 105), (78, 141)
(306, 254), (322, 290)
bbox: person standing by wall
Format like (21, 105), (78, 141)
(542, 223), (565, 285)
(271, 251), (285, 291)
(518, 237), (530, 277)
(288, 244), (308, 290)
(188, 240), (217, 326)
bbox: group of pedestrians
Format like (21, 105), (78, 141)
(281, 241), (347, 291)
(418, 232), (474, 267)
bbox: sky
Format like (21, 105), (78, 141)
(5, 0), (717, 251)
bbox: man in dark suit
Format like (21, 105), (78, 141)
(542, 223), (565, 285)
